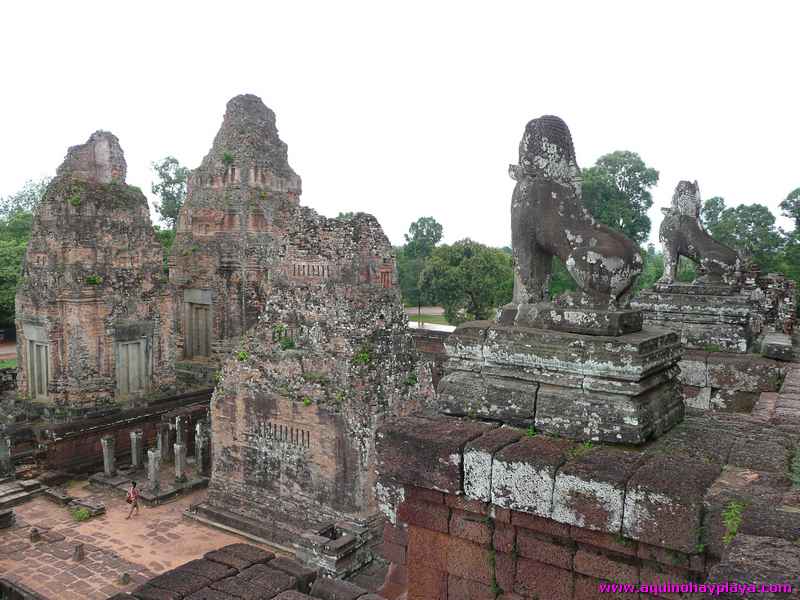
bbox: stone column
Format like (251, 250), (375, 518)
(0, 433), (13, 479)
(195, 421), (210, 477)
(175, 415), (188, 446)
(129, 430), (144, 469)
(101, 434), (116, 477)
(157, 422), (171, 462)
(174, 443), (187, 484)
(147, 448), (160, 493)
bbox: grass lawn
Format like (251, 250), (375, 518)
(0, 358), (16, 369)
(407, 313), (451, 326)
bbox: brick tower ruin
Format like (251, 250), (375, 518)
(15, 131), (176, 420)
(169, 94), (304, 384)
(188, 94), (435, 570)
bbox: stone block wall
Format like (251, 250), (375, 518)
(408, 328), (449, 387)
(375, 408), (800, 599)
(680, 350), (785, 412)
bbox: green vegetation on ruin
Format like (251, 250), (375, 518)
(302, 371), (328, 384)
(403, 372), (417, 386)
(70, 507), (92, 522)
(0, 358), (17, 369)
(84, 275), (103, 285)
(790, 448), (800, 488)
(352, 346), (372, 366)
(722, 500), (747, 545)
(222, 151), (235, 166)
(568, 440), (595, 459)
(525, 425), (537, 438)
(302, 396), (313, 406)
(236, 350), (249, 361)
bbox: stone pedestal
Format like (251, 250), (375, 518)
(157, 423), (171, 462)
(438, 313), (684, 444)
(174, 443), (187, 484)
(632, 283), (758, 353)
(129, 430), (144, 469)
(100, 434), (116, 477)
(147, 449), (161, 493)
(0, 434), (13, 479)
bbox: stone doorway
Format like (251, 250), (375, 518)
(27, 340), (48, 401)
(116, 339), (148, 397)
(186, 303), (211, 358)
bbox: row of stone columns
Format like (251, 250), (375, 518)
(99, 419), (210, 488)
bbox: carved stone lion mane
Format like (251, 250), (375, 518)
(510, 116), (642, 309)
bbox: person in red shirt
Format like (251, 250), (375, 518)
(125, 481), (140, 519)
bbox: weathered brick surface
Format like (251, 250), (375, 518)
(447, 575), (495, 600)
(407, 564), (447, 600)
(552, 446), (643, 532)
(377, 414), (800, 600)
(574, 548), (639, 582)
(398, 499), (450, 533)
(309, 577), (368, 600)
(514, 558), (574, 600)
(16, 131), (176, 416)
(378, 417), (497, 494)
(449, 509), (492, 546)
(516, 528), (575, 569)
(492, 436), (573, 515)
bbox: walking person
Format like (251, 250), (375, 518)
(125, 481), (140, 519)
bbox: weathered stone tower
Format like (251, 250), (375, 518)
(189, 94), (435, 565)
(169, 94), (304, 383)
(15, 131), (175, 420)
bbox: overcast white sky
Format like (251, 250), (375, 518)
(1, 1), (798, 248)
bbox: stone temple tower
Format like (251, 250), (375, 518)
(15, 131), (176, 420)
(169, 94), (304, 383)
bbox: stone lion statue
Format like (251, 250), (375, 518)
(510, 116), (642, 309)
(658, 180), (740, 285)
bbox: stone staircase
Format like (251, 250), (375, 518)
(0, 478), (42, 510)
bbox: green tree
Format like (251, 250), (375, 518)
(0, 177), (49, 327)
(153, 225), (175, 274)
(581, 151), (659, 244)
(397, 217), (443, 306)
(420, 239), (512, 324)
(779, 187), (800, 231)
(700, 196), (726, 231)
(404, 216), (443, 259)
(703, 198), (784, 271)
(151, 156), (189, 230)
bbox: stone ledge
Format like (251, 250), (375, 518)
(376, 413), (800, 556)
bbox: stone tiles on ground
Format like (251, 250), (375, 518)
(0, 484), (280, 600)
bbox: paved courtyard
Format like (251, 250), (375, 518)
(0, 480), (282, 599)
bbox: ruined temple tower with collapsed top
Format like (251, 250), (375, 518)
(184, 95), (435, 563)
(14, 132), (176, 419)
(169, 94), (305, 383)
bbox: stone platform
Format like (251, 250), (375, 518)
(497, 302), (643, 336)
(438, 320), (684, 444)
(632, 282), (758, 353)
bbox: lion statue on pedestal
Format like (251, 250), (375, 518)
(510, 115), (642, 309)
(657, 180), (740, 285)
